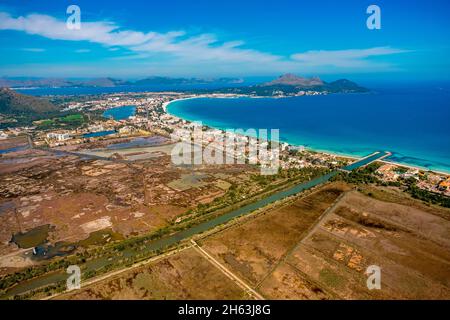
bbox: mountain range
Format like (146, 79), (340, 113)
(0, 76), (244, 89)
(0, 74), (368, 118)
(259, 74), (367, 92)
(217, 74), (368, 96)
(261, 73), (325, 87)
(0, 74), (367, 94)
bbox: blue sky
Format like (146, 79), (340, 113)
(0, 0), (449, 81)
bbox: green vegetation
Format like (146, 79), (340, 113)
(36, 113), (85, 130)
(11, 224), (52, 249)
(0, 166), (331, 299)
(0, 88), (90, 129)
(0, 254), (85, 294)
(39, 119), (55, 126)
(167, 173), (209, 191)
(319, 269), (345, 288)
(332, 162), (382, 184)
(77, 229), (124, 247)
(407, 185), (450, 208)
(193, 75), (368, 96)
(0, 88), (57, 114)
(60, 114), (83, 123)
(0, 88), (62, 128)
(188, 166), (330, 218)
(12, 281), (66, 300)
(331, 162), (450, 209)
(0, 221), (186, 298)
(394, 166), (409, 174)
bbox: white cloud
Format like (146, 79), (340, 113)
(0, 11), (279, 65)
(75, 49), (90, 53)
(22, 48), (45, 52)
(0, 12), (155, 46)
(0, 11), (410, 76)
(291, 47), (410, 68)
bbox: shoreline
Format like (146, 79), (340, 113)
(162, 93), (250, 112)
(163, 96), (450, 177)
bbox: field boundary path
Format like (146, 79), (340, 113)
(1, 151), (390, 299)
(191, 239), (265, 300)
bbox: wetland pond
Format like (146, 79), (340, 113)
(11, 224), (53, 249)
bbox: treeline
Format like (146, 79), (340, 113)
(0, 253), (87, 292)
(191, 166), (329, 217)
(332, 163), (382, 184)
(36, 113), (86, 130)
(407, 185), (450, 208)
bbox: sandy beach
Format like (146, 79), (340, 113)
(163, 96), (449, 177)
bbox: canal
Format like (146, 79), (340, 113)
(1, 151), (389, 299)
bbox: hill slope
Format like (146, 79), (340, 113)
(0, 87), (58, 114)
(261, 74), (324, 87)
(256, 74), (368, 94)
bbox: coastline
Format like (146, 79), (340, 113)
(162, 93), (250, 112)
(164, 96), (450, 176)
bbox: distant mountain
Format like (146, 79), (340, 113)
(0, 77), (73, 88)
(0, 76), (242, 89)
(0, 77), (130, 88)
(0, 87), (58, 114)
(261, 74), (324, 87)
(81, 77), (131, 87)
(133, 76), (243, 86)
(252, 74), (368, 94)
(0, 74), (367, 96)
(209, 74), (368, 96)
(322, 79), (367, 93)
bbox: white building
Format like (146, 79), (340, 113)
(47, 132), (71, 141)
(289, 145), (305, 152)
(88, 124), (105, 132)
(119, 126), (135, 134)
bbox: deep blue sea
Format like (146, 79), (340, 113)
(167, 86), (450, 173)
(15, 83), (252, 96)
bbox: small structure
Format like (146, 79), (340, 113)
(289, 145), (305, 152)
(376, 164), (399, 182)
(439, 178), (450, 191)
(46, 132), (71, 141)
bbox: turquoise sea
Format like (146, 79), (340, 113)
(167, 86), (450, 173)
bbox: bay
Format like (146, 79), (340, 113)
(167, 86), (450, 173)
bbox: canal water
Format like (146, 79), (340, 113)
(0, 145), (29, 154)
(106, 136), (169, 150)
(1, 151), (389, 299)
(82, 130), (117, 138)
